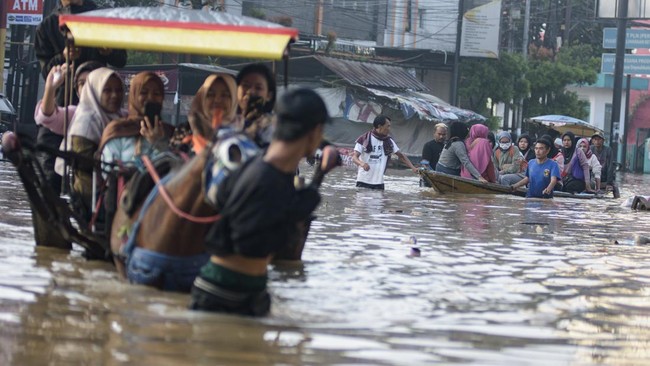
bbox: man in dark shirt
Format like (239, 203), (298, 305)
(35, 0), (127, 104)
(421, 123), (447, 169)
(590, 132), (619, 197)
(190, 88), (330, 316)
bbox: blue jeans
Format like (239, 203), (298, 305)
(126, 247), (210, 293)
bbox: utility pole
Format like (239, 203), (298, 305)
(611, 0), (628, 148)
(314, 0), (323, 36)
(452, 0), (464, 106)
(0, 1), (6, 94)
(564, 0), (571, 45)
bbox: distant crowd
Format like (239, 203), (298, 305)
(421, 121), (617, 198)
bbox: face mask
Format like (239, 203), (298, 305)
(499, 142), (511, 150)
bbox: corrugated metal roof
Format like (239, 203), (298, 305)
(315, 55), (429, 91)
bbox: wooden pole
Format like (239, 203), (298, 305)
(0, 1), (6, 94)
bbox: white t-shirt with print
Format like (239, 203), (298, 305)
(354, 135), (399, 185)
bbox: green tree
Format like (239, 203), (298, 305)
(459, 52), (529, 116)
(524, 44), (598, 118)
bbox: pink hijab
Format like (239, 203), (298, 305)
(461, 124), (493, 179)
(577, 138), (593, 159)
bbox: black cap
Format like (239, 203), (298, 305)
(274, 88), (330, 141)
(276, 88), (330, 126)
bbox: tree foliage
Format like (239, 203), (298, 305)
(459, 52), (529, 115)
(459, 44), (598, 120)
(524, 44), (598, 118)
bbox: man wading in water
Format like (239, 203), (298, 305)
(190, 89), (329, 316)
(352, 115), (418, 190)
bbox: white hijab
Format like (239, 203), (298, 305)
(67, 67), (126, 144)
(56, 67), (126, 176)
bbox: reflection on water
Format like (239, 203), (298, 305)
(1, 160), (650, 365)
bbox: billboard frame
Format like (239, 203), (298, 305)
(597, 0), (650, 20)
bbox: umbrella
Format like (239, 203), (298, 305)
(0, 94), (16, 115)
(527, 115), (604, 136)
(59, 7), (299, 60)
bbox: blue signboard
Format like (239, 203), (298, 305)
(601, 54), (650, 74)
(603, 28), (650, 49)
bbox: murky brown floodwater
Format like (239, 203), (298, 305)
(1, 159), (649, 365)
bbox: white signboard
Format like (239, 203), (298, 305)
(6, 0), (44, 26)
(597, 0), (650, 19)
(460, 0), (502, 59)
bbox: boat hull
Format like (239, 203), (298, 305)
(419, 170), (609, 200)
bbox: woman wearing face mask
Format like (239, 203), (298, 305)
(57, 67), (127, 215)
(460, 124), (496, 182)
(98, 72), (176, 171)
(560, 132), (594, 193)
(436, 122), (487, 182)
(493, 131), (524, 182)
(577, 137), (602, 192)
(169, 73), (238, 155)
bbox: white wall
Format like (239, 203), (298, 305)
(566, 84), (626, 134)
(383, 0), (457, 51)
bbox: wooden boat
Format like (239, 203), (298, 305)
(419, 169), (612, 199)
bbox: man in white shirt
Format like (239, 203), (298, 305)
(352, 115), (418, 190)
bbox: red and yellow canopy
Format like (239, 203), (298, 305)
(60, 7), (299, 60)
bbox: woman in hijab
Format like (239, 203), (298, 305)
(577, 137), (602, 192)
(436, 121), (487, 182)
(58, 67), (127, 214)
(517, 133), (535, 161)
(460, 124), (496, 182)
(561, 131), (594, 193)
(99, 72), (172, 171)
(169, 73), (238, 154)
(561, 131), (577, 164)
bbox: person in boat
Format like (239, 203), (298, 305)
(98, 72), (175, 171)
(545, 137), (564, 191)
(421, 123), (447, 169)
(590, 132), (618, 195)
(517, 134), (536, 162)
(460, 124), (496, 183)
(34, 61), (103, 194)
(169, 73), (238, 155)
(494, 131), (525, 186)
(510, 136), (561, 198)
(487, 131), (496, 150)
(352, 115), (418, 190)
(560, 132), (594, 193)
(189, 88), (330, 316)
(435, 121), (487, 182)
(35, 0), (127, 106)
(577, 138), (602, 192)
(56, 68), (127, 216)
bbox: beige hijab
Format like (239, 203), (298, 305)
(188, 73), (237, 139)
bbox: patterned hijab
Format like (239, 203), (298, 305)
(576, 137), (593, 159)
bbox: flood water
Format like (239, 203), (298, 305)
(1, 159), (650, 365)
